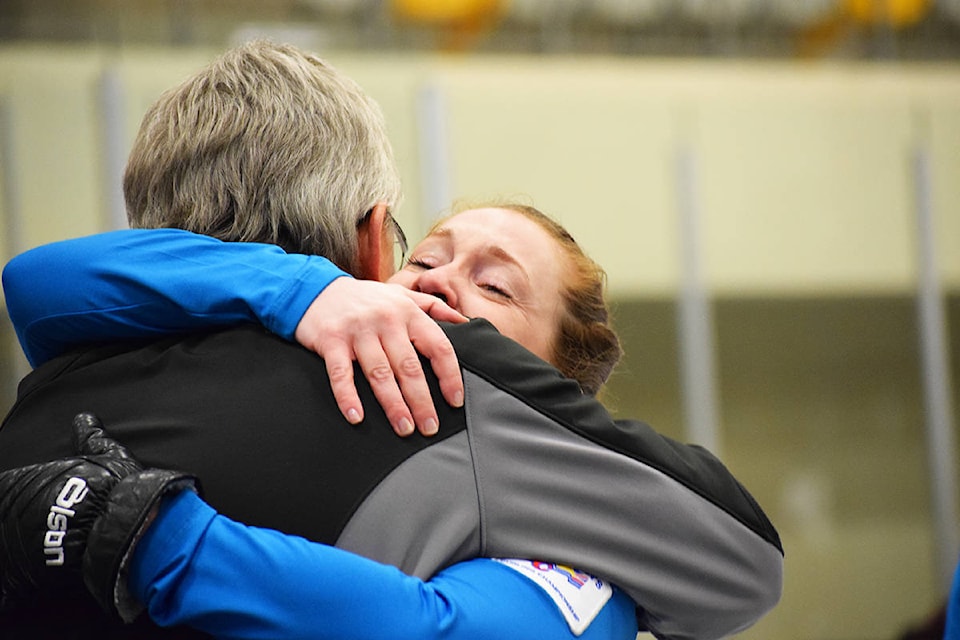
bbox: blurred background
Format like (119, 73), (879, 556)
(1, 1), (959, 638)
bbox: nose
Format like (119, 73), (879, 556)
(414, 266), (458, 309)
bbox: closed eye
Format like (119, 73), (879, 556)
(480, 283), (511, 299)
(405, 257), (434, 270)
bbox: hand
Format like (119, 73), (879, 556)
(0, 413), (196, 622)
(294, 277), (467, 437)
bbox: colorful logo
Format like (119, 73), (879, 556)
(530, 561), (591, 589)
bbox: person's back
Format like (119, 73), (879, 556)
(0, 325), (453, 637)
(0, 326), (458, 542)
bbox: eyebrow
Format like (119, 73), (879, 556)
(428, 227), (531, 284)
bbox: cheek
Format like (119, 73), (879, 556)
(488, 311), (550, 361)
(517, 307), (560, 365)
(461, 302), (516, 340)
(522, 327), (554, 364)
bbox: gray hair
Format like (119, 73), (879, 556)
(123, 40), (402, 275)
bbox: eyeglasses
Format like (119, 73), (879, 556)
(386, 213), (408, 271)
(359, 208), (408, 272)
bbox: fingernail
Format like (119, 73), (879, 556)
(452, 391), (464, 407)
(398, 417), (414, 436)
(347, 408), (361, 424)
(423, 418), (438, 436)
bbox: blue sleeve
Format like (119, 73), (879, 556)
(947, 558), (960, 640)
(130, 492), (638, 640)
(2, 229), (349, 367)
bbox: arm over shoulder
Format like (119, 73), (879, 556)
(2, 229), (347, 366)
(131, 491), (639, 640)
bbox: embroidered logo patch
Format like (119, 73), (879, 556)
(493, 559), (613, 636)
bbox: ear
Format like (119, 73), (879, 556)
(356, 203), (392, 282)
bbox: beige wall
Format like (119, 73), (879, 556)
(3, 47), (959, 292)
(1, 44), (959, 639)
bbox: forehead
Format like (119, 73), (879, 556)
(434, 208), (568, 278)
(429, 207), (567, 275)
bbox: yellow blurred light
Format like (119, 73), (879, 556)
(391, 0), (503, 24)
(845, 0), (931, 26)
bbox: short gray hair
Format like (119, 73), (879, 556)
(123, 40), (402, 275)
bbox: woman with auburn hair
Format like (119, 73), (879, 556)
(395, 202), (622, 396)
(417, 202), (622, 396)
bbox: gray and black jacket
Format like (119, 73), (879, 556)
(0, 320), (782, 639)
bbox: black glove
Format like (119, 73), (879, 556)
(0, 413), (197, 622)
